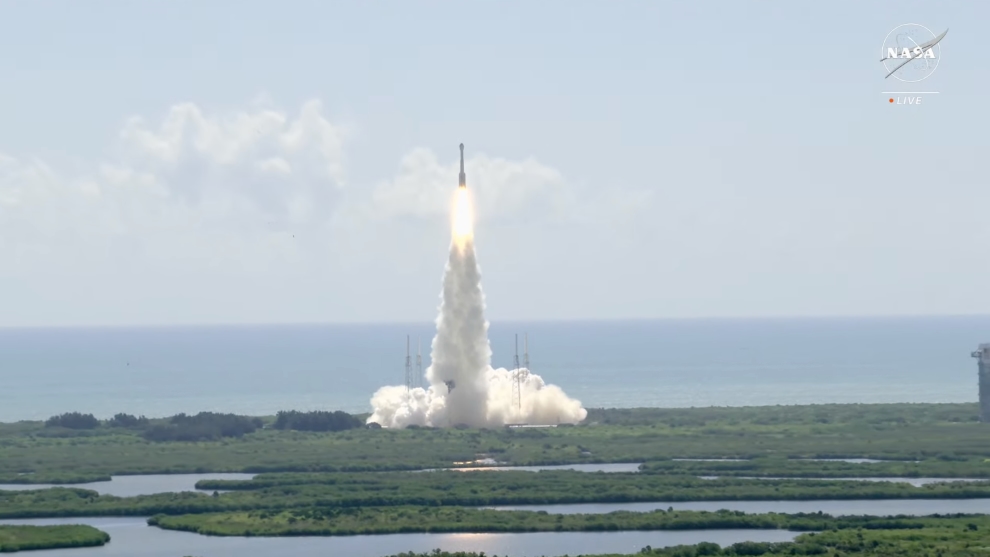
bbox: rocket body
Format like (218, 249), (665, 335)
(458, 143), (466, 188)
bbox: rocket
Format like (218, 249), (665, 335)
(458, 143), (466, 188)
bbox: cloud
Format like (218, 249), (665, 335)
(0, 98), (606, 247)
(112, 99), (347, 227)
(368, 148), (574, 223)
(365, 147), (655, 232)
(0, 97), (610, 279)
(0, 97), (647, 325)
(0, 99), (357, 281)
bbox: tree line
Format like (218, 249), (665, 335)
(272, 410), (363, 432)
(42, 409), (365, 441)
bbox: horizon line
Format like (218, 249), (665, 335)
(2, 312), (990, 331)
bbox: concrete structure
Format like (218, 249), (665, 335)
(973, 344), (990, 422)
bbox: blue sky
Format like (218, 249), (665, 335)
(0, 1), (985, 326)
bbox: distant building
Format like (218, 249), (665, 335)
(973, 344), (990, 422)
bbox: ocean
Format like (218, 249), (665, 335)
(0, 316), (987, 422)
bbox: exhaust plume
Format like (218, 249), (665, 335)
(368, 188), (587, 428)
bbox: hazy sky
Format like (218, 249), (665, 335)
(0, 1), (985, 326)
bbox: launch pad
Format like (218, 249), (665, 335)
(366, 142), (588, 429)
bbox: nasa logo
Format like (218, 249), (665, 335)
(887, 45), (936, 60)
(881, 23), (944, 82)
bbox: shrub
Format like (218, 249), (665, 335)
(142, 412), (261, 442)
(272, 410), (363, 432)
(44, 413), (99, 430)
(106, 413), (149, 428)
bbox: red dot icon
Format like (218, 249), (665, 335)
(889, 98), (894, 103)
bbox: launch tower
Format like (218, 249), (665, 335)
(973, 344), (990, 422)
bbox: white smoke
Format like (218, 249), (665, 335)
(367, 239), (587, 428)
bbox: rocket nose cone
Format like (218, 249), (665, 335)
(459, 143), (464, 151)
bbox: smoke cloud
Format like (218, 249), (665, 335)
(367, 238), (587, 428)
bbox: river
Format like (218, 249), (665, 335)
(0, 517), (800, 557)
(0, 467), (639, 496)
(0, 474), (254, 496)
(430, 463), (643, 473)
(3, 470), (989, 496)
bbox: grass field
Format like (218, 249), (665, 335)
(147, 506), (954, 536)
(2, 403), (989, 483)
(6, 403), (990, 555)
(0, 524), (110, 552)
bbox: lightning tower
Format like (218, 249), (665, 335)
(405, 335), (413, 392)
(524, 333), (530, 371)
(973, 344), (990, 422)
(416, 337), (424, 389)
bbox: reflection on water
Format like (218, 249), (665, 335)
(488, 498), (990, 516)
(670, 458), (749, 462)
(672, 458), (749, 462)
(799, 459), (919, 464)
(0, 474), (255, 497)
(416, 463), (642, 473)
(0, 517), (800, 557)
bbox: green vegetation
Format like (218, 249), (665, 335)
(192, 469), (990, 506)
(9, 403), (990, 555)
(582, 403), (979, 427)
(44, 412), (99, 430)
(145, 509), (990, 557)
(106, 413), (150, 428)
(0, 473), (111, 485)
(272, 410), (364, 432)
(391, 515), (990, 557)
(9, 471), (990, 519)
(147, 506), (936, 536)
(639, 456), (990, 478)
(0, 524), (109, 552)
(142, 412), (264, 442)
(4, 403), (990, 482)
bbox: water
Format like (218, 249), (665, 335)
(0, 517), (800, 557)
(489, 499), (990, 516)
(0, 316), (987, 421)
(430, 463), (642, 473)
(0, 466), (636, 492)
(699, 476), (990, 487)
(0, 474), (254, 496)
(670, 459), (907, 463)
(673, 458), (749, 462)
(5, 470), (979, 494)
(803, 459), (891, 463)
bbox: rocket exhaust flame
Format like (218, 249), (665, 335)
(452, 188), (473, 248)
(366, 144), (587, 429)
